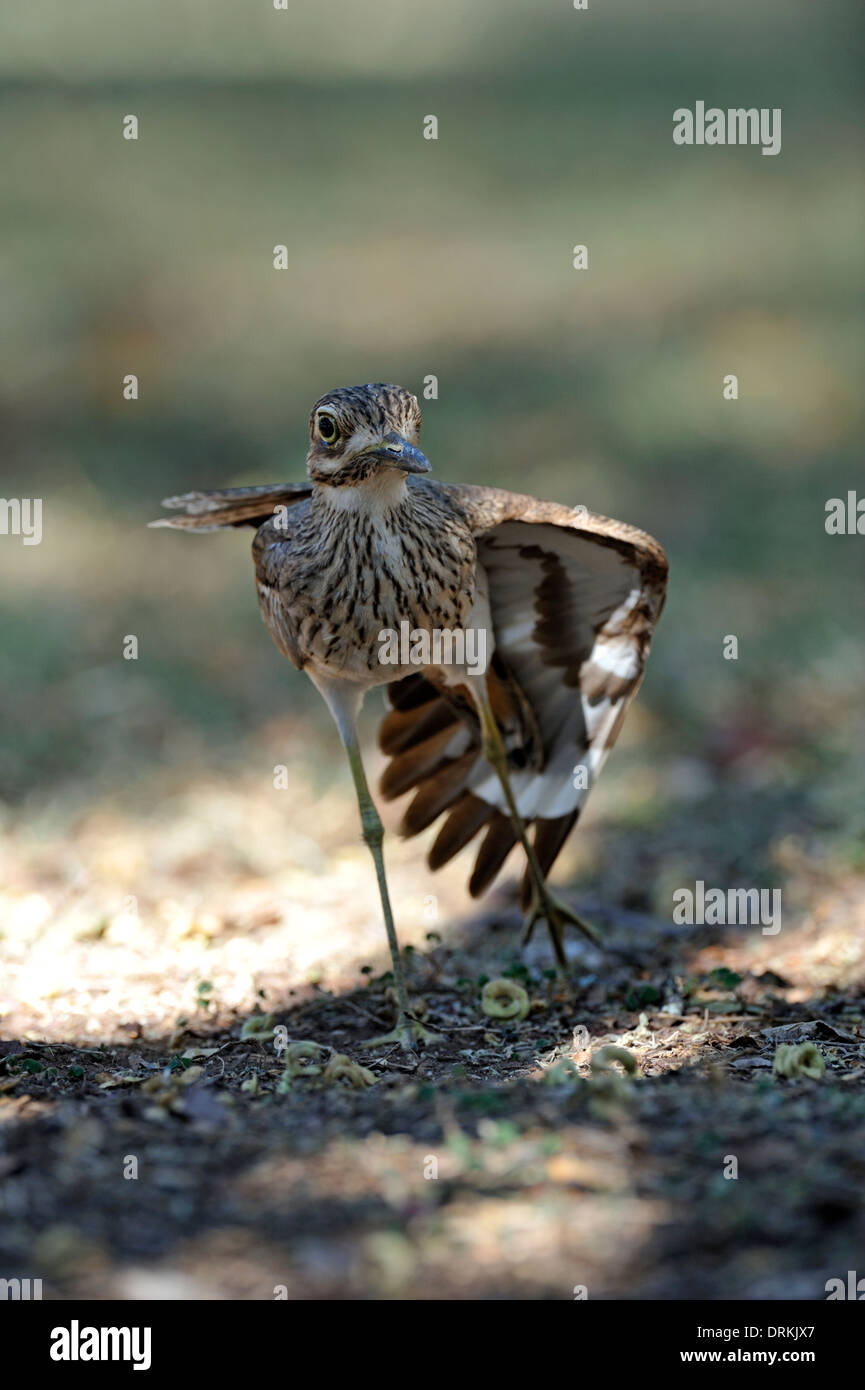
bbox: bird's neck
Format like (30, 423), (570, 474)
(313, 471), (409, 517)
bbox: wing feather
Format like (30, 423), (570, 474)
(149, 483), (312, 531)
(378, 483), (668, 903)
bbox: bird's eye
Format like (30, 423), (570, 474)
(317, 414), (338, 444)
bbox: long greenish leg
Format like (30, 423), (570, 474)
(343, 736), (441, 1050)
(474, 690), (602, 964)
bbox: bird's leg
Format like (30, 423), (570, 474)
(341, 735), (442, 1050)
(474, 692), (602, 965)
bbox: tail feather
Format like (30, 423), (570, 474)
(400, 751), (479, 836)
(384, 672), (441, 713)
(379, 725), (466, 801)
(428, 794), (492, 871)
(469, 814), (518, 897)
(379, 699), (459, 756)
(378, 668), (579, 906)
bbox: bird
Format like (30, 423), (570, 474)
(152, 383), (668, 1049)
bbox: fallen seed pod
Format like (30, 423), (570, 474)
(543, 1057), (581, 1085)
(481, 979), (530, 1021)
(277, 1041), (326, 1093)
(323, 1055), (377, 1088)
(282, 1041), (324, 1077)
(591, 1045), (638, 1077)
(240, 1013), (275, 1040)
(773, 1041), (825, 1079)
(584, 1045), (639, 1111)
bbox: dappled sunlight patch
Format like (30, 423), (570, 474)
(0, 764), (478, 1042)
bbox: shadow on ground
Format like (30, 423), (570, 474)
(2, 876), (864, 1301)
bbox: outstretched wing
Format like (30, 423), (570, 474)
(378, 483), (668, 905)
(149, 482), (312, 531)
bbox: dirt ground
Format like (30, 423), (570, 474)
(2, 750), (864, 1302)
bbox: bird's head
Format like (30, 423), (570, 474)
(305, 383), (429, 490)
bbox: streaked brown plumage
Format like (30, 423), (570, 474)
(152, 383), (668, 1048)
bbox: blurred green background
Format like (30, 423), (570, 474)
(0, 0), (862, 885)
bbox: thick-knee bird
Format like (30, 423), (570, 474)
(152, 383), (668, 1048)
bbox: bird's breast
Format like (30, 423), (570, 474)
(273, 502), (477, 686)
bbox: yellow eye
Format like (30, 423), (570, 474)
(317, 413), (339, 445)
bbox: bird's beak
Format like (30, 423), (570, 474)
(363, 432), (431, 474)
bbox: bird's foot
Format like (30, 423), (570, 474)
(359, 1013), (443, 1052)
(522, 885), (603, 963)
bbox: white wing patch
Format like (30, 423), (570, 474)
(463, 525), (650, 822)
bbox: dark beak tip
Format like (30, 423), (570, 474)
(365, 435), (430, 474)
(381, 437), (430, 474)
(405, 452), (431, 475)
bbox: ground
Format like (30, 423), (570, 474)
(2, 745), (864, 1301)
